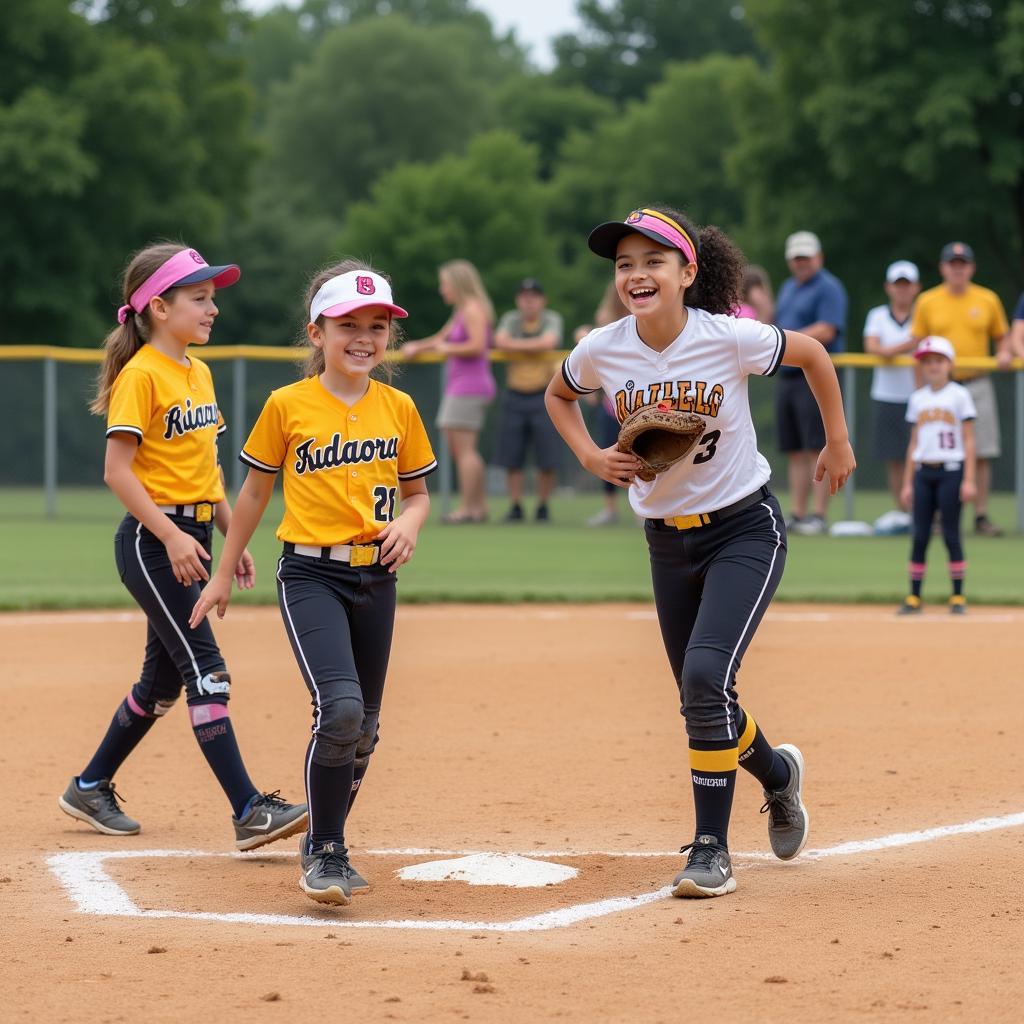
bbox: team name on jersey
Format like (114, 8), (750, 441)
(294, 434), (399, 476)
(163, 399), (219, 440)
(916, 407), (957, 426)
(614, 380), (726, 422)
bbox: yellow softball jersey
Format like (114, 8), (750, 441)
(106, 344), (226, 504)
(240, 376), (437, 546)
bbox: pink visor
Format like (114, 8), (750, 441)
(588, 209), (698, 266)
(117, 248), (240, 324)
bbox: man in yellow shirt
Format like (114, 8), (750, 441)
(910, 242), (1011, 536)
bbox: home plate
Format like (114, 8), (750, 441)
(397, 853), (578, 887)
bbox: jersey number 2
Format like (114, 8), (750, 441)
(693, 430), (720, 465)
(373, 486), (397, 522)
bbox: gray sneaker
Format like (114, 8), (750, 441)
(791, 514), (826, 536)
(233, 791), (308, 851)
(672, 835), (736, 898)
(761, 744), (809, 860)
(299, 835), (354, 906)
(348, 863), (370, 894)
(59, 777), (140, 836)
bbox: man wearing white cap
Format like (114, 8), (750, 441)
(863, 261), (921, 509)
(774, 231), (848, 534)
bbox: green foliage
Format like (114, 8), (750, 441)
(337, 132), (559, 333)
(553, 0), (761, 102)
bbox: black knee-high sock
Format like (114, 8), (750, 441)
(689, 740), (737, 848)
(306, 739), (354, 849)
(80, 696), (158, 785)
(736, 706), (790, 792)
(346, 758), (370, 816)
(189, 704), (258, 819)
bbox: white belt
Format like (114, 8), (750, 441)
(157, 502), (215, 522)
(285, 542), (380, 566)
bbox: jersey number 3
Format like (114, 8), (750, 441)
(692, 430), (720, 465)
(373, 486), (397, 522)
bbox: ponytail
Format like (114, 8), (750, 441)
(643, 203), (744, 316)
(91, 241), (187, 415)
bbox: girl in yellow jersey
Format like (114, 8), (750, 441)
(191, 259), (436, 907)
(59, 243), (307, 849)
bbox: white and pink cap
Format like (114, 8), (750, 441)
(117, 248), (240, 324)
(309, 271), (408, 324)
(914, 336), (956, 363)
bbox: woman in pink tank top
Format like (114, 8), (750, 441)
(403, 259), (495, 522)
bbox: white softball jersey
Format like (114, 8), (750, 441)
(563, 308), (786, 518)
(906, 382), (976, 464)
(863, 304), (916, 402)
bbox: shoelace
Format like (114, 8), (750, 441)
(760, 790), (794, 826)
(253, 789), (289, 810)
(316, 842), (354, 879)
(679, 840), (723, 869)
(98, 781), (127, 813)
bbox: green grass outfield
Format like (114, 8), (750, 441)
(1, 487), (1021, 609)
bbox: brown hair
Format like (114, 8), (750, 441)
(643, 203), (744, 316)
(91, 242), (187, 414)
(300, 257), (404, 381)
(438, 258), (495, 324)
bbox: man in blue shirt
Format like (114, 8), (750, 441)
(774, 231), (849, 535)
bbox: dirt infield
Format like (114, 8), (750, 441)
(3, 604), (1023, 1022)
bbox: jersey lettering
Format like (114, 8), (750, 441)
(692, 430), (721, 465)
(163, 399), (219, 440)
(917, 408), (957, 426)
(294, 434), (399, 475)
(373, 485), (397, 522)
(614, 380), (726, 421)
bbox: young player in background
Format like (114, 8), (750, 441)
(547, 205), (855, 897)
(899, 336), (977, 615)
(190, 260), (436, 907)
(59, 243), (307, 849)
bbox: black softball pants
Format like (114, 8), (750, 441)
(275, 553), (396, 771)
(114, 513), (228, 711)
(645, 493), (788, 743)
(911, 464), (964, 564)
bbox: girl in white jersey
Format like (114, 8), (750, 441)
(898, 335), (977, 615)
(546, 204), (855, 897)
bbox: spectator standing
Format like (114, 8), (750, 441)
(1007, 290), (1024, 362)
(573, 281), (629, 526)
(493, 279), (564, 522)
(863, 260), (920, 509)
(909, 242), (1011, 536)
(774, 231), (848, 535)
(403, 259), (495, 523)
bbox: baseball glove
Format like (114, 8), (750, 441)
(617, 401), (706, 482)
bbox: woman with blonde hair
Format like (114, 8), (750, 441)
(403, 259), (496, 523)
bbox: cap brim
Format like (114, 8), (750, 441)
(319, 300), (409, 320)
(174, 264), (241, 289)
(588, 221), (686, 260)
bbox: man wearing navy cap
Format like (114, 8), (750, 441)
(910, 242), (1011, 536)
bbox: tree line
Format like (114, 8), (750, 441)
(2, 0), (1022, 349)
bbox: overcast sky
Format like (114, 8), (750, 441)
(245, 1), (582, 68)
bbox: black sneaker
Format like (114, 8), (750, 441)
(671, 835), (736, 898)
(535, 504), (550, 523)
(59, 777), (140, 836)
(299, 835), (354, 906)
(975, 516), (1003, 537)
(503, 503), (524, 523)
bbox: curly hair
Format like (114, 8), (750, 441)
(643, 203), (745, 316)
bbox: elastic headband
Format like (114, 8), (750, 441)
(587, 208), (699, 266)
(117, 248), (240, 324)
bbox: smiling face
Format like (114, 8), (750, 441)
(308, 305), (391, 379)
(152, 282), (218, 345)
(614, 233), (695, 320)
(918, 352), (952, 387)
